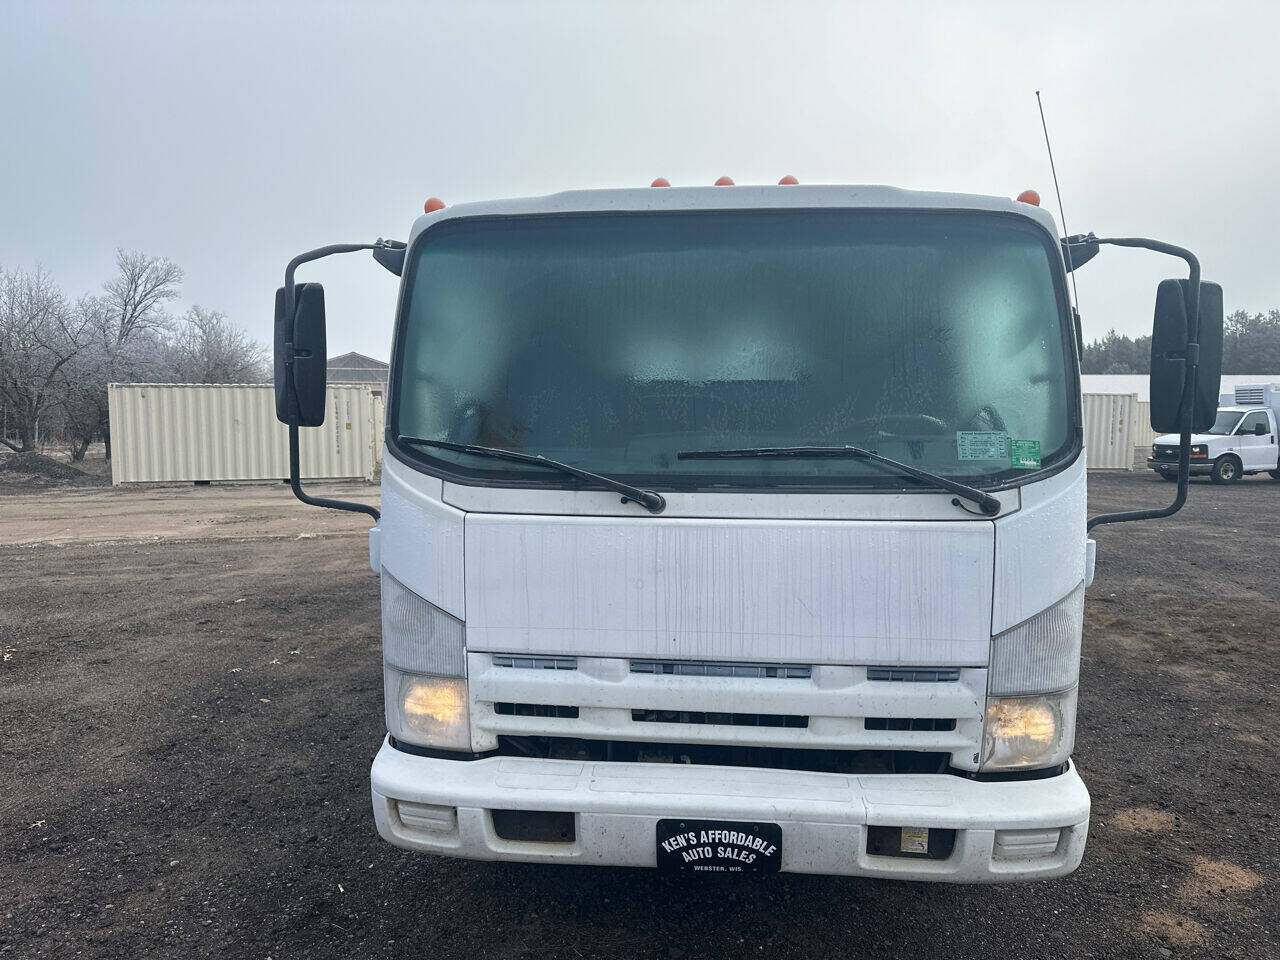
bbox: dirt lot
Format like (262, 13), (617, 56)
(1, 473), (1276, 959)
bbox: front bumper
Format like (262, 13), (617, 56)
(370, 737), (1090, 882)
(1147, 458), (1212, 475)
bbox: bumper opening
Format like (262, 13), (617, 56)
(491, 809), (576, 843)
(866, 825), (957, 860)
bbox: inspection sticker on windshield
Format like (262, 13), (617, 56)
(1010, 439), (1042, 469)
(956, 431), (1008, 461)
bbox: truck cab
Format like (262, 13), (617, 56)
(1148, 384), (1280, 483)
(273, 182), (1222, 882)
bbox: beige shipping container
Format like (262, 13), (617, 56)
(1131, 400), (1157, 449)
(108, 383), (380, 484)
(1081, 392), (1138, 470)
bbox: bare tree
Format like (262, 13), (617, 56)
(161, 306), (269, 384)
(57, 296), (151, 460)
(59, 251), (182, 459)
(0, 266), (83, 452)
(103, 249), (183, 347)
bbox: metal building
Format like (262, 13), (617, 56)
(327, 352), (389, 395)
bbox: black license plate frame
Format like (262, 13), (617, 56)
(655, 818), (782, 873)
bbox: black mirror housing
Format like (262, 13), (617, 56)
(274, 282), (328, 426)
(1061, 234), (1100, 273)
(1149, 279), (1223, 434)
(1255, 422), (1270, 436)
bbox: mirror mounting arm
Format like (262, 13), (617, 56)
(281, 239), (405, 524)
(1083, 237), (1201, 532)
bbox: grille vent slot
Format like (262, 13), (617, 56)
(866, 667), (960, 683)
(631, 709), (808, 728)
(492, 655), (578, 671)
(631, 659), (811, 679)
(495, 702), (580, 719)
(864, 717), (957, 732)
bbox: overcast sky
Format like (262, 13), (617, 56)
(3, 1), (1277, 363)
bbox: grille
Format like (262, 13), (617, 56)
(866, 667), (961, 683)
(631, 709), (808, 728)
(495, 702), (580, 718)
(492, 655), (578, 671)
(630, 659), (811, 679)
(865, 717), (957, 732)
(1235, 386), (1265, 405)
(490, 735), (950, 775)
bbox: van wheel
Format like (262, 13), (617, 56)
(1270, 469), (1280, 480)
(1211, 456), (1241, 483)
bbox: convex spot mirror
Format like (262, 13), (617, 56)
(274, 282), (328, 427)
(1150, 279), (1223, 434)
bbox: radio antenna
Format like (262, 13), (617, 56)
(1036, 90), (1080, 309)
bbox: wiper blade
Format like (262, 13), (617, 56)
(398, 437), (666, 514)
(676, 445), (1001, 516)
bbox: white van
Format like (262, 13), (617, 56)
(1149, 384), (1280, 482)
(273, 183), (1221, 881)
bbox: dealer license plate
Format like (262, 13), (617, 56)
(655, 819), (782, 873)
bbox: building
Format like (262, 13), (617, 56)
(327, 352), (389, 396)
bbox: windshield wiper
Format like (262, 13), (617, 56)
(398, 437), (666, 514)
(676, 445), (1001, 516)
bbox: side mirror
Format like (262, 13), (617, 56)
(274, 282), (328, 426)
(1255, 422), (1269, 437)
(1061, 234), (1100, 273)
(1149, 279), (1223, 434)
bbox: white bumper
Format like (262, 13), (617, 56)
(370, 738), (1090, 882)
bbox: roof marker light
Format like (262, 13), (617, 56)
(778, 175), (799, 185)
(714, 176), (735, 186)
(1016, 189), (1041, 206)
(650, 177), (671, 187)
(424, 197), (446, 213)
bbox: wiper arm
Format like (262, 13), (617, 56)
(398, 437), (666, 514)
(676, 445), (1001, 516)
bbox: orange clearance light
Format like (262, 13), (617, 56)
(423, 197), (446, 213)
(650, 177), (671, 187)
(1016, 189), (1041, 206)
(778, 175), (799, 185)
(715, 176), (735, 186)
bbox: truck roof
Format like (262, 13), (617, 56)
(408, 184), (1061, 245)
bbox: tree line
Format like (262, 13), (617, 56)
(1083, 309), (1280, 374)
(0, 251), (267, 459)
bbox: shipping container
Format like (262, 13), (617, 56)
(108, 383), (380, 484)
(1081, 392), (1138, 470)
(1131, 401), (1156, 450)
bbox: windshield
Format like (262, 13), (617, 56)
(1206, 410), (1244, 435)
(391, 209), (1075, 490)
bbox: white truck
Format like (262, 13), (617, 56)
(1148, 383), (1280, 483)
(272, 182), (1221, 881)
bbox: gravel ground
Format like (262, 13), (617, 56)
(1, 472), (1276, 959)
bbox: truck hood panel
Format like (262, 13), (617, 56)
(463, 515), (994, 666)
(1154, 433), (1218, 446)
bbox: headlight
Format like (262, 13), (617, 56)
(984, 585), (1083, 771)
(982, 689), (1077, 770)
(386, 671), (471, 750)
(381, 570), (470, 750)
